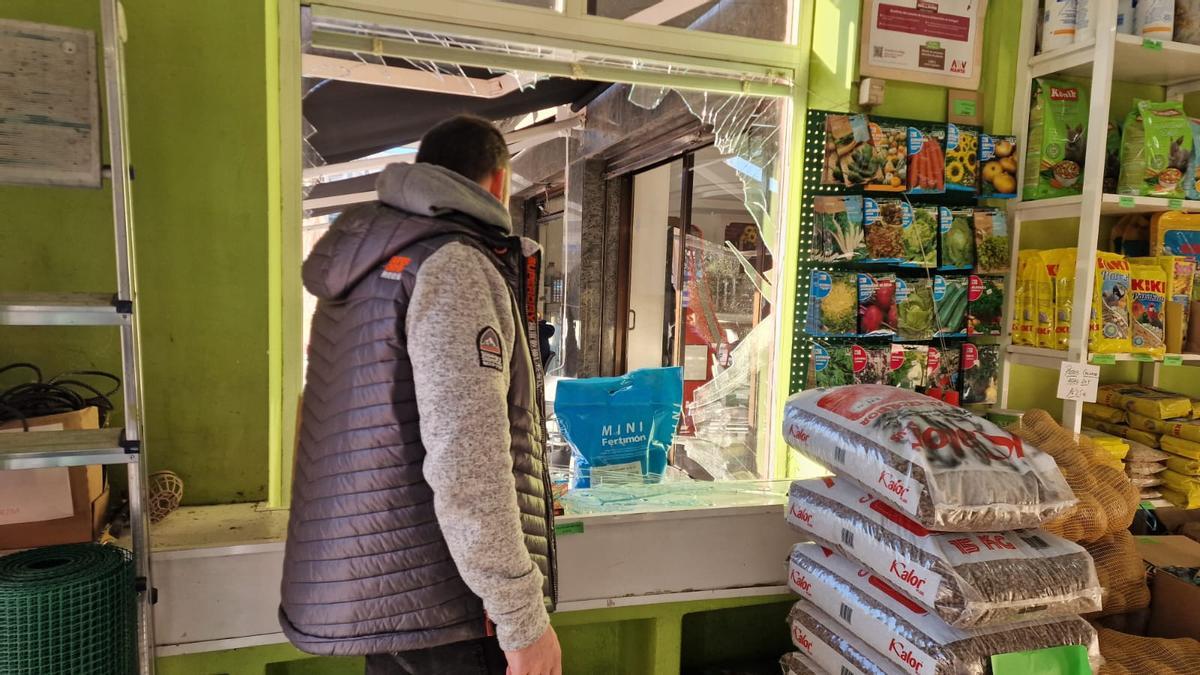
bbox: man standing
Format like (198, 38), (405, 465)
(280, 115), (560, 675)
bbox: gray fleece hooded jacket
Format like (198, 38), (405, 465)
(279, 163), (555, 656)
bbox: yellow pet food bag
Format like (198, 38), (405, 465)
(1035, 251), (1058, 349)
(1162, 434), (1200, 460)
(1091, 252), (1132, 353)
(1166, 454), (1200, 476)
(1049, 248), (1078, 351)
(1082, 402), (1126, 423)
(1098, 383), (1193, 419)
(1161, 470), (1200, 507)
(1129, 263), (1168, 358)
(1013, 250), (1038, 346)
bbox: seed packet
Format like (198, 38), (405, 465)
(938, 207), (974, 270)
(1048, 248), (1079, 350)
(810, 341), (854, 388)
(968, 275), (1005, 336)
(1119, 99), (1193, 199)
(812, 195), (866, 262)
(901, 204), (938, 268)
(821, 113), (875, 188)
(933, 275), (969, 336)
(862, 197), (909, 263)
(1024, 78), (1089, 200)
(980, 134), (1019, 198)
(1129, 263), (1168, 359)
(907, 124), (946, 194)
(888, 343), (928, 390)
(850, 343), (890, 385)
(857, 273), (897, 336)
(945, 123), (980, 193)
(807, 270), (859, 337)
(973, 208), (1010, 274)
(961, 343), (999, 405)
(1091, 252), (1133, 354)
(556, 367), (682, 489)
(865, 122), (907, 192)
(927, 343), (962, 393)
(1035, 251), (1059, 349)
(895, 277), (936, 341)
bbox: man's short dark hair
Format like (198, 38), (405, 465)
(415, 114), (509, 183)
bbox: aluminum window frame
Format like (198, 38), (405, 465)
(269, 0), (814, 506)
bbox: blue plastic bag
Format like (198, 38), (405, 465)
(554, 367), (683, 489)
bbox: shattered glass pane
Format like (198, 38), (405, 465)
(589, 0), (793, 43)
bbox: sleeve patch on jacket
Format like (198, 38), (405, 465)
(477, 326), (504, 371)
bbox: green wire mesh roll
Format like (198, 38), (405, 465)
(0, 544), (136, 675)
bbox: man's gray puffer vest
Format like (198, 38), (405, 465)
(279, 163), (556, 656)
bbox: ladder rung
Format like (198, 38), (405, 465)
(0, 428), (136, 470)
(0, 292), (130, 326)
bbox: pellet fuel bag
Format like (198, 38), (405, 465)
(788, 543), (1102, 675)
(784, 384), (1076, 531)
(786, 478), (1102, 629)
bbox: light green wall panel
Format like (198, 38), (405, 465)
(0, 0), (274, 504)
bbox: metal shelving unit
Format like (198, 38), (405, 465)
(0, 2), (156, 673)
(998, 1), (1200, 433)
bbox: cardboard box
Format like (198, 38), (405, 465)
(0, 408), (110, 549)
(1154, 507), (1200, 545)
(1135, 535), (1200, 640)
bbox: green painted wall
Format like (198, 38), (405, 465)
(0, 0), (273, 504)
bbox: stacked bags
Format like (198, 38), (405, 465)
(781, 385), (1102, 674)
(1095, 383), (1200, 507)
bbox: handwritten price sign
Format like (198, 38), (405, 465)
(1056, 362), (1100, 403)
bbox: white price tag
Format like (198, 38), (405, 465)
(1056, 362), (1100, 403)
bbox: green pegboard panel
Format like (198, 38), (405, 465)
(789, 110), (981, 396)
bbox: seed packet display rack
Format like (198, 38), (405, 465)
(791, 109), (1003, 404)
(997, 1), (1200, 434)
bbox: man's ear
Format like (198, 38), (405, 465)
(486, 167), (508, 201)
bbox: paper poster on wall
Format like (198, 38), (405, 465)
(0, 19), (101, 188)
(860, 0), (987, 90)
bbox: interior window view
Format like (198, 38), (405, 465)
(7, 1), (1200, 675)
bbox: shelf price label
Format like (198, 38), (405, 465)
(1057, 362), (1100, 403)
(1165, 354), (1184, 366)
(1169, 198), (1184, 210)
(1090, 354), (1117, 365)
(1132, 353), (1155, 362)
(1143, 39), (1164, 51)
(1118, 196), (1136, 208)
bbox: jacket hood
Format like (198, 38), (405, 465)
(302, 163), (513, 300)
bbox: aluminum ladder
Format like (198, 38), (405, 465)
(0, 1), (156, 673)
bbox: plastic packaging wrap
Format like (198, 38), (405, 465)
(786, 478), (1102, 629)
(780, 651), (827, 675)
(789, 601), (902, 675)
(788, 544), (1102, 675)
(783, 385), (1076, 531)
